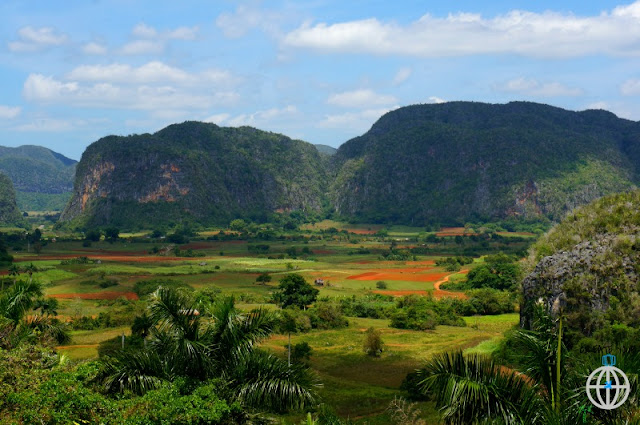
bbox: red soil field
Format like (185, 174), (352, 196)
(435, 227), (473, 237)
(49, 291), (139, 300)
(346, 229), (378, 235)
(347, 271), (450, 282)
(180, 242), (214, 250)
(312, 249), (335, 254)
(16, 254), (184, 263)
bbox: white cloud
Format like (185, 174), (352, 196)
(587, 101), (610, 110)
(282, 3), (640, 58)
(14, 118), (76, 132)
(318, 107), (397, 130)
(120, 40), (164, 55)
(428, 96), (446, 104)
(82, 42), (107, 55)
(204, 113), (231, 124)
(67, 62), (237, 87)
(118, 23), (199, 55)
(8, 26), (67, 52)
(216, 5), (281, 38)
(132, 23), (158, 39)
(621, 79), (640, 95)
(225, 105), (298, 127)
(495, 77), (583, 97)
(327, 89), (397, 108)
(23, 65), (240, 111)
(393, 67), (412, 85)
(0, 106), (21, 119)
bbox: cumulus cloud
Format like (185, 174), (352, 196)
(318, 107), (398, 131)
(82, 42), (107, 55)
(119, 23), (199, 55)
(23, 62), (240, 112)
(327, 89), (397, 108)
(220, 105), (298, 127)
(495, 77), (583, 97)
(282, 3), (640, 58)
(427, 96), (446, 104)
(0, 106), (22, 119)
(8, 26), (67, 52)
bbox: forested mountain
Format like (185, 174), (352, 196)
(0, 173), (23, 226)
(59, 122), (328, 228)
(61, 101), (640, 229)
(331, 101), (640, 225)
(0, 145), (76, 211)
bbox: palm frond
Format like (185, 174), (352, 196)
(415, 351), (545, 424)
(234, 350), (319, 412)
(97, 350), (166, 394)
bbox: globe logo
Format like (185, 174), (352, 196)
(586, 354), (630, 410)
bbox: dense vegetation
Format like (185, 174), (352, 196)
(0, 145), (76, 211)
(521, 189), (640, 348)
(0, 174), (24, 226)
(332, 101), (640, 225)
(60, 122), (329, 229)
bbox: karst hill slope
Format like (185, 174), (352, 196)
(331, 101), (640, 225)
(60, 122), (328, 228)
(61, 101), (640, 228)
(0, 145), (77, 211)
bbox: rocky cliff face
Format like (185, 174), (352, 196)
(331, 101), (640, 225)
(60, 122), (328, 228)
(520, 191), (640, 341)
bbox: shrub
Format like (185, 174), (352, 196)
(308, 302), (348, 329)
(291, 342), (313, 364)
(363, 327), (384, 357)
(376, 281), (388, 289)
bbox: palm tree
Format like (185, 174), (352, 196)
(0, 279), (69, 348)
(98, 287), (318, 412)
(414, 351), (545, 424)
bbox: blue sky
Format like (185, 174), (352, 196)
(1, 0), (640, 159)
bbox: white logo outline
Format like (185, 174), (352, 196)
(585, 354), (630, 410)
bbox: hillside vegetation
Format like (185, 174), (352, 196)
(332, 101), (640, 225)
(60, 122), (328, 228)
(0, 173), (23, 226)
(521, 190), (640, 347)
(0, 145), (76, 211)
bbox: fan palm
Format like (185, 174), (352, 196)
(98, 287), (318, 412)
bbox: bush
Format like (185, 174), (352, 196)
(390, 295), (465, 330)
(308, 302), (348, 329)
(363, 327), (384, 357)
(453, 288), (515, 316)
(291, 342), (313, 364)
(376, 281), (388, 289)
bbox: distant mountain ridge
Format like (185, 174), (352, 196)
(61, 101), (640, 229)
(0, 145), (77, 211)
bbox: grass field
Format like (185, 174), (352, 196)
(7, 228), (529, 423)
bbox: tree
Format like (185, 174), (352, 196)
(273, 274), (319, 310)
(363, 327), (384, 357)
(131, 313), (153, 339)
(85, 229), (102, 242)
(229, 219), (247, 232)
(104, 227), (119, 242)
(255, 273), (272, 285)
(98, 288), (317, 412)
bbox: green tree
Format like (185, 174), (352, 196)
(273, 274), (319, 310)
(104, 227), (120, 242)
(85, 229), (102, 242)
(229, 219), (247, 232)
(255, 273), (272, 285)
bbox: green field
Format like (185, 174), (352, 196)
(5, 226), (529, 423)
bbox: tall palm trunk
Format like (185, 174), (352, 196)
(288, 332), (291, 367)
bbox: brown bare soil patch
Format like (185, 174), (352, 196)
(436, 227), (474, 237)
(312, 249), (335, 254)
(348, 272), (449, 282)
(49, 291), (139, 300)
(346, 229), (378, 235)
(17, 254), (184, 263)
(180, 242), (212, 250)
